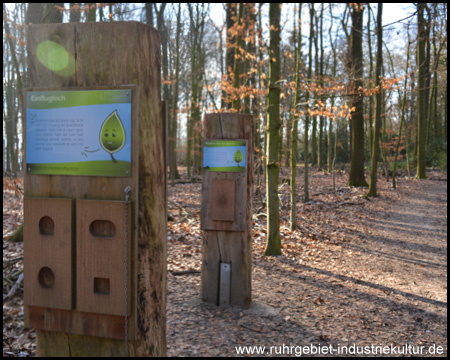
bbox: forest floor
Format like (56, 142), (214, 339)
(3, 167), (447, 357)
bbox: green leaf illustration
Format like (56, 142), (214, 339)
(100, 110), (126, 163)
(234, 149), (244, 166)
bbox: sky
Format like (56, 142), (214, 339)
(207, 3), (417, 53)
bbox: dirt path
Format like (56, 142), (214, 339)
(2, 172), (447, 356)
(166, 174), (447, 357)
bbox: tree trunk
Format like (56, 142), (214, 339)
(318, 5), (325, 171)
(232, 3), (244, 111)
(84, 3), (96, 23)
(367, 4), (374, 160)
(187, 4), (206, 177)
(304, 3), (315, 203)
(327, 4), (337, 174)
(290, 3), (302, 231)
(392, 33), (411, 189)
(311, 11), (318, 168)
(26, 3), (44, 24)
(225, 3), (236, 110)
(416, 4), (427, 179)
(348, 5), (368, 187)
(264, 3), (282, 256)
(169, 4), (182, 180)
(367, 4), (383, 197)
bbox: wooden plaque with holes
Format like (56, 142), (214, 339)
(76, 199), (131, 316)
(24, 197), (75, 310)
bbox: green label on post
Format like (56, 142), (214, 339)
(26, 88), (132, 177)
(203, 140), (246, 172)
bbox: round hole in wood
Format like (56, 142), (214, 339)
(89, 220), (116, 238)
(38, 267), (55, 289)
(39, 216), (54, 235)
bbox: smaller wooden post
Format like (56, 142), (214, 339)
(201, 113), (253, 307)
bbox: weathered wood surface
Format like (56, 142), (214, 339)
(23, 198), (74, 310)
(26, 21), (165, 357)
(201, 113), (253, 307)
(76, 200), (131, 317)
(211, 179), (236, 221)
(28, 306), (132, 341)
(201, 170), (247, 231)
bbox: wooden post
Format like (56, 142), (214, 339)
(201, 113), (253, 307)
(25, 22), (165, 357)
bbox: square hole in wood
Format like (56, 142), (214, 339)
(94, 277), (110, 295)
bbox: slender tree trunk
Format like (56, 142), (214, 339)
(255, 4), (264, 194)
(416, 4), (427, 179)
(169, 4), (182, 180)
(84, 3), (96, 23)
(225, 3), (236, 110)
(187, 5), (206, 178)
(69, 3), (81, 22)
(393, 34), (411, 189)
(311, 9), (318, 167)
(232, 3), (244, 111)
(26, 3), (44, 24)
(186, 17), (196, 179)
(4, 4), (25, 176)
(348, 5), (368, 187)
(317, 5), (325, 170)
(304, 3), (315, 203)
(264, 3), (282, 256)
(367, 3), (383, 197)
(290, 3), (302, 231)
(367, 4), (374, 159)
(245, 3), (257, 116)
(327, 4), (337, 173)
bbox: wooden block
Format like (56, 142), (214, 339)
(76, 199), (131, 316)
(26, 306), (135, 340)
(201, 231), (252, 307)
(201, 170), (247, 232)
(211, 179), (236, 221)
(24, 198), (74, 310)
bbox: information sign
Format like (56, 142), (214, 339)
(26, 89), (132, 176)
(203, 140), (246, 172)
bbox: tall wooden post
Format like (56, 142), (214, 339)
(25, 22), (165, 356)
(201, 113), (253, 307)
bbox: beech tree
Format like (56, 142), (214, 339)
(416, 3), (427, 179)
(347, 4), (368, 187)
(367, 3), (383, 197)
(168, 4), (182, 180)
(264, 3), (282, 256)
(290, 3), (302, 231)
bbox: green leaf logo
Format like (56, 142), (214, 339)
(234, 149), (244, 166)
(100, 110), (126, 163)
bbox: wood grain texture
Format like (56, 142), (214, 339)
(23, 198), (74, 310)
(201, 170), (247, 231)
(211, 179), (236, 221)
(76, 199), (131, 316)
(26, 22), (165, 356)
(28, 306), (133, 342)
(201, 113), (253, 307)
